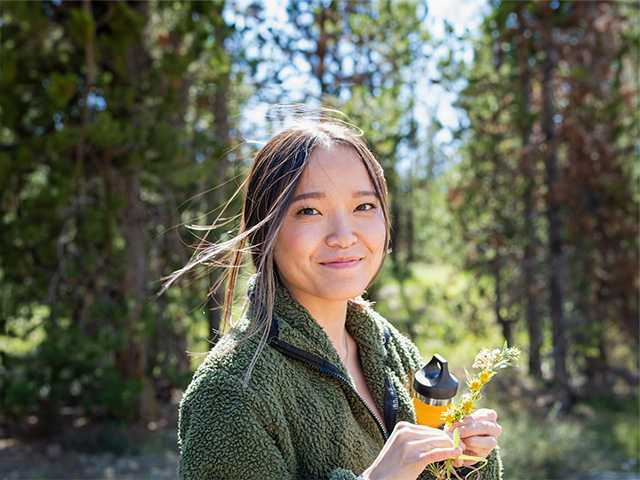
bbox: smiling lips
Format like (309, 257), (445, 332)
(320, 257), (364, 269)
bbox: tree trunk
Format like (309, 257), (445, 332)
(116, 171), (157, 421)
(541, 38), (569, 400)
(516, 19), (542, 378)
(204, 8), (233, 347)
(493, 254), (513, 346)
(114, 0), (157, 421)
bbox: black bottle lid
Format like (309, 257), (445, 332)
(413, 354), (459, 400)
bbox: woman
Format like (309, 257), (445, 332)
(165, 118), (503, 479)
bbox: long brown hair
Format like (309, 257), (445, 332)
(158, 114), (392, 388)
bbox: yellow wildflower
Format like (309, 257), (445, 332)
(479, 370), (494, 384)
(461, 395), (474, 415)
(441, 407), (456, 427)
(468, 378), (482, 393)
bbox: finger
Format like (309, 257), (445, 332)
(447, 409), (499, 433)
(447, 423), (462, 435)
(457, 420), (502, 439)
(473, 408), (498, 422)
(397, 421), (451, 436)
(402, 432), (452, 446)
(419, 446), (464, 465)
(464, 435), (498, 452)
(407, 435), (455, 450)
(448, 414), (481, 433)
(395, 422), (452, 442)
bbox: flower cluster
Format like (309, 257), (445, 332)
(427, 342), (520, 480)
(472, 345), (520, 371)
(441, 342), (519, 430)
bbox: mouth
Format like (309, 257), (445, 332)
(320, 257), (364, 269)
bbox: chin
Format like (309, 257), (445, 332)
(316, 283), (367, 301)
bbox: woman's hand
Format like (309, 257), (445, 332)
(447, 408), (502, 468)
(360, 421), (464, 480)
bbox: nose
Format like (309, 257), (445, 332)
(326, 213), (358, 248)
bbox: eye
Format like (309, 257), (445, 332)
(295, 203), (377, 216)
(356, 203), (377, 212)
(296, 206), (320, 216)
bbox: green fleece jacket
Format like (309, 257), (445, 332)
(178, 275), (503, 479)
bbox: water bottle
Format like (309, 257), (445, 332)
(412, 354), (459, 428)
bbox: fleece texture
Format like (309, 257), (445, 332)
(178, 275), (503, 479)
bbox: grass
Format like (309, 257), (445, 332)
(497, 403), (639, 479)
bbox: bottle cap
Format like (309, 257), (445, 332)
(413, 354), (459, 400)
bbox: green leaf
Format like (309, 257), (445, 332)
(47, 73), (77, 109)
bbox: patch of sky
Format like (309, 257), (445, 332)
(506, 12), (518, 30)
(87, 92), (107, 111)
(232, 0), (489, 170)
(53, 112), (63, 131)
(421, 0), (489, 156)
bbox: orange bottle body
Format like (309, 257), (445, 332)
(413, 397), (447, 428)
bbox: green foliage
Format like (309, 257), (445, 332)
(0, 0), (242, 424)
(499, 403), (639, 478)
(46, 72), (77, 109)
(447, 0), (639, 394)
(2, 322), (139, 419)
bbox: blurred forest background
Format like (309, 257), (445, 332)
(1, 0), (638, 479)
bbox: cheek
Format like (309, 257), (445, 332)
(274, 221), (319, 266)
(364, 215), (387, 253)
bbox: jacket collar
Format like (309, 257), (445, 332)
(245, 273), (400, 441)
(246, 273), (389, 378)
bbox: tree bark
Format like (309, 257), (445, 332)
(516, 15), (542, 378)
(115, 171), (156, 421)
(205, 8), (233, 347)
(114, 0), (156, 421)
(541, 36), (569, 400)
(493, 254), (514, 346)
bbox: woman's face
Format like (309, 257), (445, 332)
(273, 144), (387, 303)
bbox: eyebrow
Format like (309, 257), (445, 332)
(291, 190), (378, 203)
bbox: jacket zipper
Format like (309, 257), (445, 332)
(269, 336), (390, 442)
(318, 363), (390, 441)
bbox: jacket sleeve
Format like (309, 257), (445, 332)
(178, 374), (294, 479)
(178, 374), (366, 480)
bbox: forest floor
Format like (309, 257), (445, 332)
(1, 435), (177, 480)
(1, 401), (180, 480)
